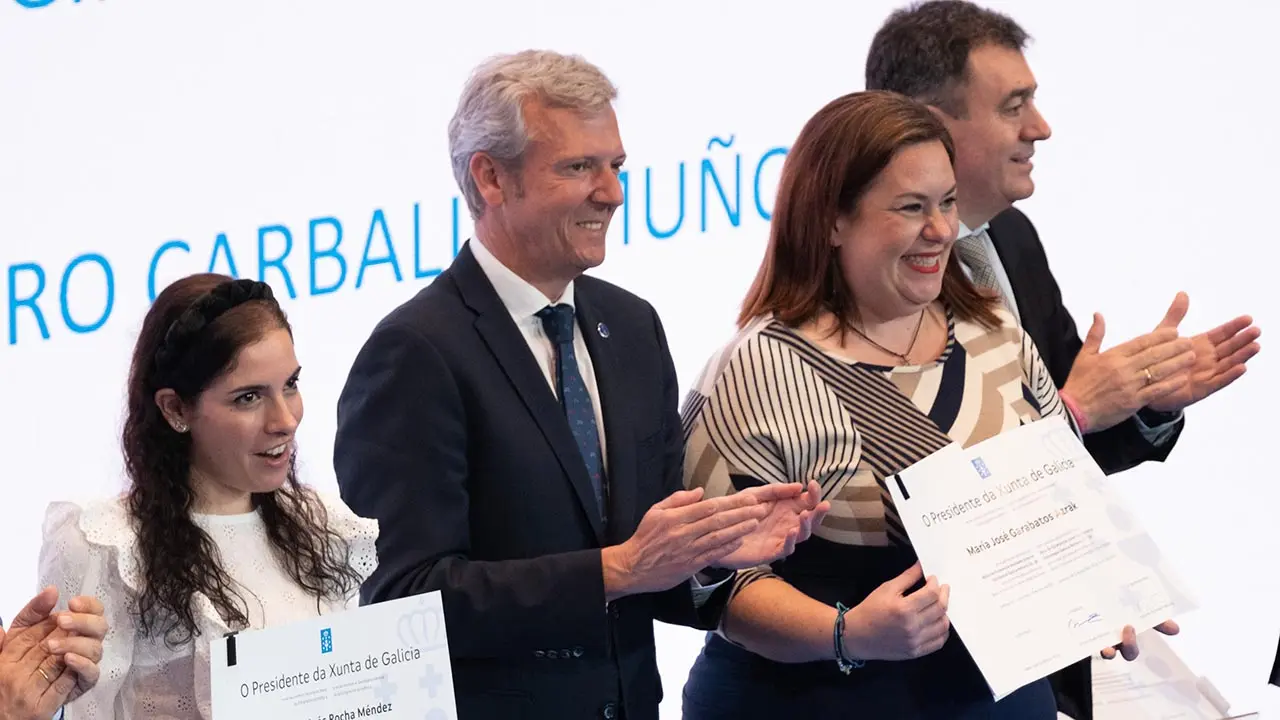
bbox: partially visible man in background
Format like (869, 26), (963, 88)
(865, 1), (1261, 717)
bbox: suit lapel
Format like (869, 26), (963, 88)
(574, 289), (638, 545)
(451, 243), (606, 543)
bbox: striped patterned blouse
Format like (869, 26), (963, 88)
(681, 305), (1077, 600)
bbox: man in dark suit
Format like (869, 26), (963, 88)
(334, 50), (826, 720)
(865, 2), (1261, 718)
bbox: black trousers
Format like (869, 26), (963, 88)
(681, 635), (1057, 720)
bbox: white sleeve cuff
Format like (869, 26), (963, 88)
(690, 569), (736, 608)
(1134, 409), (1184, 446)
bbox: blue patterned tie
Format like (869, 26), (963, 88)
(536, 303), (607, 523)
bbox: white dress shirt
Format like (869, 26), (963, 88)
(470, 238), (609, 470)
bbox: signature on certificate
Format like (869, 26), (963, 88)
(1067, 611), (1104, 630)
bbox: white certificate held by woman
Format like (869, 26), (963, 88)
(886, 415), (1196, 701)
(209, 592), (457, 719)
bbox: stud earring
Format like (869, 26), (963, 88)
(173, 421), (189, 433)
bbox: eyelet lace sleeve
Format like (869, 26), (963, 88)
(315, 492), (380, 604)
(38, 499), (139, 720)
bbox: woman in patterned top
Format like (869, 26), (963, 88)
(679, 91), (1109, 718)
(36, 274), (379, 719)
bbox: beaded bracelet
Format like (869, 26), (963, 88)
(833, 602), (865, 674)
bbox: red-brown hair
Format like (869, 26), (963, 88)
(739, 90), (1000, 331)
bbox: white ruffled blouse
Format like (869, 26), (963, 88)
(37, 493), (379, 720)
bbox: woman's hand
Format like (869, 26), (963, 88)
(841, 562), (951, 661)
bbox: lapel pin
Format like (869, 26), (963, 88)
(597, 322), (610, 338)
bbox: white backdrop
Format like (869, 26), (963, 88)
(1, 0), (1276, 717)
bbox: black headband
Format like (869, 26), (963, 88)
(153, 279), (276, 383)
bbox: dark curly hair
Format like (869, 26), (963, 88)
(865, 0), (1029, 117)
(122, 272), (363, 647)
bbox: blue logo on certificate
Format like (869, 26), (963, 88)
(320, 628), (333, 654)
(971, 457), (991, 479)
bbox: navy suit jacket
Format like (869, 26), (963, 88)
(988, 207), (1185, 720)
(334, 241), (722, 720)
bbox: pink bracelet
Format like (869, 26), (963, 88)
(1058, 390), (1089, 435)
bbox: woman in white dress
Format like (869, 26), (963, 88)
(37, 273), (379, 719)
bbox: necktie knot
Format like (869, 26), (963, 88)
(953, 232), (988, 270)
(537, 304), (576, 345)
(952, 228), (1013, 314)
(953, 230), (996, 286)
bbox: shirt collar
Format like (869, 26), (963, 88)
(469, 237), (575, 321)
(958, 220), (991, 240)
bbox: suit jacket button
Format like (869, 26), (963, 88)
(572, 646), (584, 658)
(547, 650), (558, 659)
(534, 650), (545, 659)
(601, 702), (618, 719)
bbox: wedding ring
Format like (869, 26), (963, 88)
(37, 667), (52, 683)
(1143, 367), (1154, 385)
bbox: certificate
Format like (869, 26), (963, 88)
(1093, 629), (1255, 719)
(885, 416), (1197, 700)
(210, 592), (457, 720)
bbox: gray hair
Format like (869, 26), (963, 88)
(448, 49), (619, 219)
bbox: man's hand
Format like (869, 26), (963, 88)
(1100, 619), (1180, 661)
(713, 481), (831, 570)
(0, 588), (85, 720)
(601, 487), (773, 600)
(1146, 293), (1261, 413)
(1062, 298), (1195, 432)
